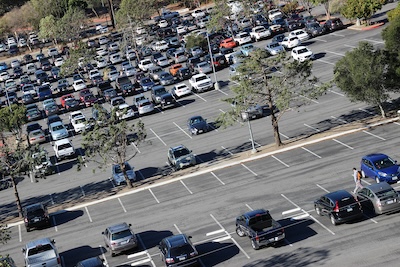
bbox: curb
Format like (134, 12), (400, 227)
(348, 22), (385, 31)
(7, 116), (399, 228)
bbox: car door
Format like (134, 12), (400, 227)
(236, 216), (250, 235)
(103, 229), (110, 247)
(357, 188), (373, 210)
(319, 197), (332, 216)
(361, 158), (375, 178)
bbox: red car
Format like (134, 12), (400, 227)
(60, 94), (80, 111)
(81, 93), (98, 107)
(219, 37), (237, 49)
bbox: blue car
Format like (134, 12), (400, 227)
(361, 153), (400, 184)
(139, 77), (155, 91)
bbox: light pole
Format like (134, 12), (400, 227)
(242, 111), (257, 154)
(206, 32), (219, 90)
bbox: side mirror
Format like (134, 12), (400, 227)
(21, 248), (26, 253)
(51, 239), (56, 244)
(101, 231), (105, 235)
(128, 223), (132, 227)
(188, 236), (192, 239)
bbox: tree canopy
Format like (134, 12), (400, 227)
(0, 225), (11, 245)
(218, 50), (327, 147)
(387, 2), (400, 21)
(341, 0), (385, 23)
(116, 0), (158, 25)
(0, 104), (26, 140)
(333, 41), (399, 117)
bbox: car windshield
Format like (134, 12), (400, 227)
(170, 244), (193, 256)
(111, 229), (131, 240)
(298, 48), (308, 54)
(27, 244), (53, 256)
(155, 88), (167, 95)
(58, 143), (72, 150)
(373, 157), (395, 169)
(270, 43), (279, 48)
(190, 117), (204, 124)
(52, 125), (64, 131)
(65, 99), (76, 105)
(196, 76), (207, 82)
(75, 118), (86, 124)
(173, 148), (190, 158)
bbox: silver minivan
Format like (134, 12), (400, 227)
(356, 182), (400, 215)
(102, 222), (137, 257)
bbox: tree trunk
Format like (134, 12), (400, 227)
(324, 2), (330, 20)
(378, 103), (386, 118)
(121, 163), (133, 188)
(263, 72), (282, 147)
(92, 7), (99, 18)
(11, 176), (23, 217)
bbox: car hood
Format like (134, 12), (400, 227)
(380, 165), (400, 175)
(190, 121), (207, 130)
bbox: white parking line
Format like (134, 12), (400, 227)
(316, 59), (335, 65)
(118, 198), (127, 212)
(331, 116), (348, 124)
(209, 214), (250, 259)
(174, 223), (182, 234)
(80, 186), (85, 197)
(245, 204), (253, 211)
(304, 123), (320, 132)
(241, 164), (258, 176)
(316, 184), (330, 193)
(299, 94), (319, 104)
(313, 38), (327, 42)
(281, 194), (335, 235)
(362, 130), (386, 140)
(221, 146), (233, 156)
(18, 225), (22, 242)
(149, 128), (167, 146)
(133, 235), (156, 267)
(331, 33), (345, 37)
(271, 155), (290, 167)
(52, 216), (58, 232)
(217, 88), (229, 95)
(206, 229), (225, 236)
(333, 139), (354, 149)
(359, 108), (375, 115)
(132, 142), (141, 153)
(84, 206), (93, 222)
(301, 147), (322, 158)
(180, 180), (193, 194)
(148, 188), (160, 203)
(344, 44), (356, 48)
(219, 109), (226, 114)
(394, 122), (400, 126)
(325, 50), (345, 56)
(280, 132), (289, 139)
(100, 245), (108, 267)
(173, 122), (192, 139)
(328, 89), (344, 96)
(193, 92), (207, 102)
(363, 39), (384, 44)
(155, 107), (164, 114)
(252, 140), (262, 147)
(211, 172), (225, 185)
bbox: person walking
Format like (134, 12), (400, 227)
(353, 167), (363, 193)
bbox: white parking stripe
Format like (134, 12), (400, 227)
(221, 146), (233, 155)
(18, 225), (22, 242)
(316, 59), (335, 65)
(193, 92), (207, 102)
(344, 44), (356, 48)
(241, 164), (258, 176)
(362, 130), (386, 140)
(209, 214), (250, 259)
(174, 224), (182, 234)
(180, 180), (193, 194)
(271, 155), (290, 167)
(219, 109), (226, 113)
(217, 89), (229, 95)
(52, 217), (58, 232)
(328, 89), (344, 96)
(135, 235), (157, 267)
(252, 140), (262, 147)
(333, 139), (354, 149)
(313, 38), (327, 42)
(301, 147), (322, 158)
(118, 198), (127, 212)
(325, 50), (345, 56)
(299, 94), (319, 103)
(246, 204), (254, 211)
(359, 108), (375, 115)
(331, 33), (345, 37)
(173, 122), (192, 139)
(331, 116), (348, 124)
(280, 132), (289, 139)
(316, 184), (330, 193)
(206, 229), (225, 236)
(281, 194), (335, 235)
(132, 142), (141, 153)
(149, 128), (167, 146)
(85, 206), (93, 222)
(394, 122), (400, 126)
(304, 123), (320, 132)
(211, 172), (225, 185)
(363, 39), (384, 44)
(100, 245), (108, 267)
(148, 189), (160, 203)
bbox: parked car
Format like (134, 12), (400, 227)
(171, 83), (191, 98)
(75, 256), (105, 267)
(167, 145), (196, 170)
(324, 18), (344, 32)
(314, 190), (363, 225)
(159, 234), (199, 267)
(23, 203), (51, 232)
(26, 103), (43, 121)
(281, 36), (301, 49)
(265, 42), (285, 55)
(187, 115), (209, 135)
(49, 121), (69, 141)
(356, 182), (400, 215)
(305, 22), (325, 37)
(22, 238), (61, 267)
(220, 37), (237, 49)
(291, 46), (314, 62)
(288, 29), (310, 41)
(136, 98), (155, 115)
(111, 162), (136, 186)
(28, 129), (46, 145)
(60, 94), (80, 111)
(53, 138), (75, 161)
(361, 153), (400, 183)
(102, 222), (138, 256)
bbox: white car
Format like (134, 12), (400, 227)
(281, 36), (301, 49)
(26, 63), (37, 74)
(96, 57), (107, 68)
(125, 66), (136, 77)
(152, 40), (169, 51)
(156, 56), (170, 67)
(47, 47), (59, 57)
(234, 32), (252, 46)
(18, 38), (27, 47)
(54, 57), (64, 67)
(138, 59), (154, 72)
(69, 110), (84, 121)
(108, 42), (119, 52)
(265, 42), (285, 55)
(99, 36), (109, 45)
(116, 103), (135, 120)
(176, 26), (187, 35)
(250, 26), (271, 41)
(109, 53), (123, 64)
(108, 70), (119, 81)
(192, 9), (206, 18)
(291, 46), (314, 62)
(171, 83), (191, 98)
(99, 26), (109, 33)
(0, 72), (9, 82)
(268, 9), (282, 21)
(158, 20), (169, 28)
(72, 79), (87, 91)
(136, 98), (154, 115)
(53, 138), (75, 161)
(70, 115), (88, 133)
(135, 36), (145, 46)
(288, 30), (310, 42)
(96, 47), (108, 56)
(136, 26), (147, 35)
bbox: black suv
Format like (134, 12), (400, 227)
(159, 234), (199, 267)
(23, 203), (51, 232)
(160, 93), (176, 110)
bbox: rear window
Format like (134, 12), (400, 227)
(58, 143), (72, 150)
(27, 208), (44, 217)
(170, 244), (193, 256)
(27, 244), (53, 256)
(376, 189), (397, 199)
(338, 197), (356, 207)
(111, 229), (132, 240)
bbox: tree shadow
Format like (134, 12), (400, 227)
(52, 210), (84, 226)
(243, 247), (330, 266)
(196, 241), (239, 266)
(60, 245), (106, 267)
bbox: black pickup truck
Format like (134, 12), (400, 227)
(235, 209), (285, 250)
(97, 80), (113, 99)
(115, 76), (134, 96)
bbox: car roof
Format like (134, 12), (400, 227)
(324, 189), (352, 200)
(164, 234), (189, 248)
(106, 222), (130, 233)
(24, 203), (44, 211)
(76, 256), (103, 267)
(242, 209), (268, 218)
(25, 237), (53, 249)
(54, 138), (71, 145)
(365, 182), (393, 193)
(363, 153), (388, 161)
(170, 144), (187, 151)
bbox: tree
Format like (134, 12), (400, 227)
(81, 105), (146, 188)
(341, 0), (385, 25)
(0, 104), (26, 141)
(218, 50), (327, 147)
(299, 0), (316, 16)
(57, 7), (87, 43)
(387, 2), (400, 21)
(116, 0), (158, 25)
(38, 15), (59, 45)
(207, 0), (235, 36)
(312, 0), (332, 19)
(84, 0), (103, 17)
(184, 34), (207, 50)
(382, 16), (400, 76)
(0, 225), (11, 244)
(334, 41), (399, 118)
(60, 41), (95, 77)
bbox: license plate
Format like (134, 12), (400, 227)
(177, 256), (186, 261)
(198, 130), (203, 133)
(34, 218), (40, 222)
(347, 207), (353, 212)
(120, 240), (128, 245)
(387, 200), (394, 204)
(392, 176), (398, 180)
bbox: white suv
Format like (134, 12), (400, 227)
(53, 139), (75, 161)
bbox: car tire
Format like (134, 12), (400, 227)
(110, 251), (115, 257)
(315, 206), (321, 216)
(26, 227), (31, 232)
(361, 170), (366, 178)
(251, 239), (260, 250)
(330, 215), (337, 226)
(375, 177), (380, 183)
(236, 226), (245, 237)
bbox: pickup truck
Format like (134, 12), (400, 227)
(235, 209), (285, 250)
(22, 238), (62, 267)
(189, 73), (213, 93)
(115, 76), (134, 96)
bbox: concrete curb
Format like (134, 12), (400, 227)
(348, 22), (385, 31)
(6, 116), (399, 228)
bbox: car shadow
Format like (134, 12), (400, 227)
(277, 218), (317, 245)
(176, 98), (196, 106)
(195, 241), (239, 266)
(52, 210), (84, 226)
(137, 230), (174, 249)
(313, 52), (326, 60)
(60, 245), (105, 267)
(302, 40), (316, 46)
